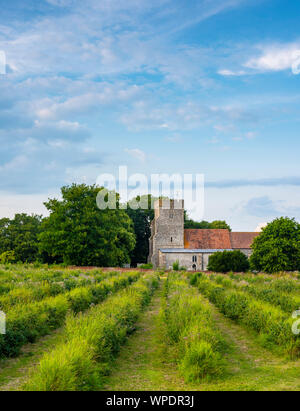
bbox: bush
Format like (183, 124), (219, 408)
(139, 263), (153, 269)
(172, 261), (180, 271)
(207, 250), (250, 273)
(0, 251), (16, 264)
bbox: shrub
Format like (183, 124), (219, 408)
(0, 251), (16, 264)
(139, 263), (153, 269)
(172, 260), (180, 271)
(207, 250), (250, 273)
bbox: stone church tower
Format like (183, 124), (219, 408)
(148, 198), (184, 267)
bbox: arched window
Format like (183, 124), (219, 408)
(171, 237), (173, 243)
(192, 255), (197, 263)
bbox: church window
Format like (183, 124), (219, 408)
(192, 255), (197, 263)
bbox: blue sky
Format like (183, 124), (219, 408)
(0, 0), (300, 230)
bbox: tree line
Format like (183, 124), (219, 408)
(0, 184), (231, 267)
(0, 184), (299, 273)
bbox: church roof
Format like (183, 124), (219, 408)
(184, 229), (259, 250)
(230, 232), (260, 249)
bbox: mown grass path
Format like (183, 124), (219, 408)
(0, 329), (64, 391)
(103, 280), (191, 391)
(104, 280), (300, 391)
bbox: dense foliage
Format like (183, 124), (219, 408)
(250, 217), (300, 273)
(207, 250), (250, 273)
(125, 195), (154, 266)
(0, 214), (43, 263)
(184, 213), (231, 231)
(39, 184), (136, 266)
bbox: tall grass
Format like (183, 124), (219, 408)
(161, 274), (225, 382)
(195, 277), (300, 358)
(24, 274), (159, 391)
(0, 272), (139, 358)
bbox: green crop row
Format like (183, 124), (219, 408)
(210, 274), (300, 314)
(195, 277), (300, 358)
(0, 271), (119, 312)
(0, 272), (140, 359)
(161, 274), (225, 382)
(0, 265), (115, 289)
(24, 274), (159, 391)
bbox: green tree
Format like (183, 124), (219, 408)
(125, 195), (155, 266)
(210, 220), (232, 231)
(207, 250), (250, 273)
(39, 184), (136, 266)
(250, 217), (300, 273)
(184, 212), (231, 231)
(0, 214), (43, 262)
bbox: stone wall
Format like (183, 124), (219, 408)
(159, 251), (214, 271)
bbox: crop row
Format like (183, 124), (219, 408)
(161, 274), (225, 382)
(0, 272), (140, 358)
(210, 274), (300, 314)
(24, 274), (159, 391)
(194, 276), (300, 358)
(0, 271), (119, 311)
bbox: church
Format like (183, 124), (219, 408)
(148, 199), (259, 270)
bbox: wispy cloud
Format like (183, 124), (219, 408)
(124, 148), (146, 162)
(206, 176), (300, 189)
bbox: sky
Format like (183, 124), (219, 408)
(0, 0), (300, 230)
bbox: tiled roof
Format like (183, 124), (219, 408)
(160, 248), (233, 253)
(230, 232), (260, 249)
(184, 229), (232, 249)
(184, 229), (259, 250)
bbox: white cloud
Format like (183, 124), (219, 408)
(124, 148), (146, 162)
(245, 43), (300, 72)
(218, 69), (246, 76)
(255, 222), (267, 232)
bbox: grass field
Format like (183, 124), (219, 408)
(0, 265), (300, 391)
